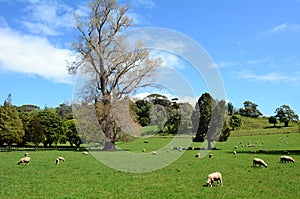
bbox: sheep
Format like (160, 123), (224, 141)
(208, 154), (213, 158)
(234, 146), (238, 149)
(253, 158), (268, 168)
(82, 151), (89, 155)
(195, 153), (200, 158)
(142, 149), (146, 152)
(280, 156), (295, 163)
(206, 172), (223, 187)
(152, 151), (158, 156)
(17, 157), (30, 165)
(24, 152), (29, 157)
(55, 157), (65, 164)
(233, 151), (237, 155)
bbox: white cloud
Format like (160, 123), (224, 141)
(269, 23), (300, 33)
(20, 1), (87, 36)
(0, 27), (75, 83)
(235, 70), (299, 83)
(215, 61), (239, 68)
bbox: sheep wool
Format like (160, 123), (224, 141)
(206, 172), (223, 187)
(280, 156), (295, 163)
(17, 157), (30, 165)
(253, 158), (268, 168)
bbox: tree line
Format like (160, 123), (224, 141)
(0, 94), (80, 151)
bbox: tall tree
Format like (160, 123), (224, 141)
(0, 95), (24, 151)
(68, 0), (162, 150)
(193, 93), (227, 149)
(238, 100), (262, 118)
(275, 105), (298, 127)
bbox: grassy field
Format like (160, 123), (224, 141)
(1, 132), (300, 198)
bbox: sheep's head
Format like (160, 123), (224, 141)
(206, 178), (213, 187)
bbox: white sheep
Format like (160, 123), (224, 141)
(82, 151), (89, 155)
(208, 154), (213, 158)
(253, 158), (268, 168)
(206, 172), (223, 187)
(17, 157), (30, 165)
(195, 153), (200, 158)
(142, 149), (146, 152)
(152, 151), (158, 156)
(55, 156), (65, 164)
(233, 151), (237, 155)
(280, 156), (295, 163)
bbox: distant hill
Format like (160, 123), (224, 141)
(230, 116), (299, 137)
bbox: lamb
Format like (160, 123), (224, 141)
(253, 158), (268, 168)
(82, 151), (89, 155)
(233, 151), (237, 155)
(152, 151), (158, 156)
(17, 157), (30, 165)
(206, 172), (223, 187)
(55, 156), (65, 164)
(280, 156), (295, 163)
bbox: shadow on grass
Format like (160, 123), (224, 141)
(230, 150), (300, 155)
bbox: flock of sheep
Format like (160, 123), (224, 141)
(145, 144), (296, 187)
(16, 141), (296, 188)
(16, 151), (89, 166)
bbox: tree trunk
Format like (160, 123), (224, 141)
(284, 121), (289, 127)
(97, 94), (117, 151)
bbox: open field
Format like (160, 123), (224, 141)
(1, 133), (300, 198)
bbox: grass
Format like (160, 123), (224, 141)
(230, 116), (299, 136)
(1, 132), (300, 198)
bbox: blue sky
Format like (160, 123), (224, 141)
(0, 0), (300, 116)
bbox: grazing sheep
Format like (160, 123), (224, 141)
(195, 153), (200, 158)
(234, 146), (238, 149)
(142, 149), (146, 152)
(82, 151), (89, 155)
(152, 151), (158, 156)
(17, 157), (30, 165)
(55, 156), (65, 164)
(206, 172), (223, 187)
(208, 154), (213, 158)
(233, 151), (237, 155)
(280, 156), (295, 163)
(166, 149), (170, 153)
(253, 158), (268, 168)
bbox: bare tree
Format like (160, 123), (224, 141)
(68, 0), (162, 150)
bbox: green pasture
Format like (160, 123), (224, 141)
(1, 133), (300, 198)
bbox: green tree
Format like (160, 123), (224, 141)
(238, 101), (262, 118)
(275, 105), (298, 127)
(268, 116), (277, 127)
(134, 99), (151, 126)
(227, 102), (234, 116)
(68, 0), (162, 150)
(193, 93), (227, 149)
(62, 114), (82, 148)
(229, 114), (242, 130)
(56, 103), (72, 119)
(28, 109), (63, 147)
(0, 95), (24, 151)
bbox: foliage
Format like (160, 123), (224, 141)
(27, 109), (62, 147)
(275, 105), (298, 127)
(193, 93), (228, 148)
(268, 116), (277, 127)
(229, 114), (242, 130)
(0, 96), (25, 150)
(238, 100), (262, 118)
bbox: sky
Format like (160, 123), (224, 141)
(0, 0), (300, 116)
